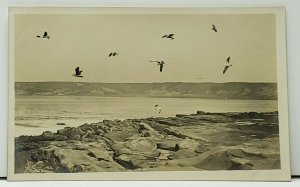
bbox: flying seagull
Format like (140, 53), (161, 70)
(37, 32), (50, 39)
(73, 67), (83, 78)
(162, 34), (174, 40)
(150, 60), (165, 72)
(211, 25), (217, 32)
(109, 52), (118, 57)
(154, 105), (162, 114)
(223, 57), (232, 74)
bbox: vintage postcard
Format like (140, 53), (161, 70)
(8, 7), (290, 181)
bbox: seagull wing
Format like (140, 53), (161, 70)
(160, 64), (164, 72)
(75, 67), (80, 75)
(223, 66), (229, 74)
(226, 57), (230, 62)
(212, 25), (217, 32)
(109, 53), (112, 57)
(169, 34), (174, 37)
(43, 32), (48, 37)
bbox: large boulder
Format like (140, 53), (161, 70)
(87, 147), (112, 162)
(196, 111), (206, 115)
(157, 141), (179, 151)
(138, 123), (164, 140)
(40, 131), (55, 140)
(39, 144), (125, 172)
(125, 137), (157, 153)
(176, 139), (200, 150)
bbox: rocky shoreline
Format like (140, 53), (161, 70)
(15, 111), (280, 173)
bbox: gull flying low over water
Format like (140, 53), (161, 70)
(73, 67), (83, 78)
(155, 105), (162, 114)
(150, 60), (165, 72)
(223, 57), (232, 74)
(211, 25), (217, 32)
(162, 34), (174, 40)
(109, 52), (118, 57)
(37, 32), (50, 39)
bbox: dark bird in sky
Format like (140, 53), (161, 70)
(37, 32), (50, 39)
(150, 60), (165, 72)
(109, 52), (118, 57)
(73, 67), (83, 78)
(226, 57), (230, 62)
(162, 34), (174, 40)
(223, 57), (232, 74)
(211, 25), (217, 32)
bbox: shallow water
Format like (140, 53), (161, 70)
(15, 96), (278, 136)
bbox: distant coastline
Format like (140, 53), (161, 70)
(15, 82), (277, 100)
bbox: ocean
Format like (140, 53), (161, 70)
(15, 96), (278, 137)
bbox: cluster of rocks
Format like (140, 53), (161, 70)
(15, 111), (280, 173)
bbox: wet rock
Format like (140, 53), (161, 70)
(230, 157), (253, 170)
(115, 153), (159, 169)
(115, 154), (136, 169)
(40, 131), (56, 141)
(56, 123), (66, 126)
(87, 147), (112, 162)
(176, 139), (200, 150)
(196, 111), (206, 115)
(39, 144), (124, 172)
(73, 144), (87, 150)
(194, 144), (211, 153)
(172, 149), (199, 159)
(248, 112), (262, 118)
(138, 123), (164, 140)
(176, 114), (188, 117)
(15, 111), (280, 173)
(156, 151), (171, 160)
(194, 150), (232, 170)
(125, 137), (157, 153)
(57, 127), (71, 135)
(157, 141), (179, 151)
(156, 119), (179, 126)
(164, 128), (187, 139)
(69, 134), (81, 141)
(55, 135), (68, 141)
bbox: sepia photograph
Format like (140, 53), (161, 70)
(8, 7), (290, 181)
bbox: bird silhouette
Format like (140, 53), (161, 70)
(223, 57), (232, 74)
(211, 25), (217, 32)
(150, 60), (165, 72)
(109, 52), (118, 57)
(162, 34), (174, 40)
(37, 32), (50, 39)
(226, 57), (230, 62)
(73, 67), (83, 78)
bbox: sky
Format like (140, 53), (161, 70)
(14, 12), (277, 83)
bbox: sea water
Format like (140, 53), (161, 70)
(15, 96), (278, 136)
